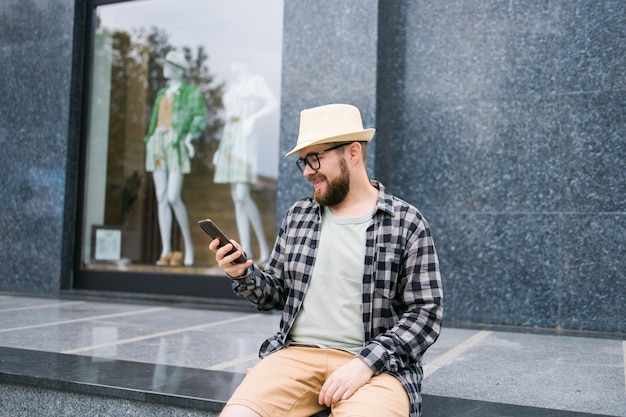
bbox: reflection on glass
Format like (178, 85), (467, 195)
(81, 0), (283, 275)
(213, 62), (277, 262)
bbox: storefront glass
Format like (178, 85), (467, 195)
(78, 0), (283, 286)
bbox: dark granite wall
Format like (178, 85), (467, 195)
(383, 1), (625, 333)
(0, 0), (623, 333)
(0, 0), (77, 293)
(279, 1), (624, 333)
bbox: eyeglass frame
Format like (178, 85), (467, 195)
(295, 142), (351, 173)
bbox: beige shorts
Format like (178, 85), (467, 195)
(225, 346), (410, 417)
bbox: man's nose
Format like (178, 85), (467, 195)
(301, 162), (315, 177)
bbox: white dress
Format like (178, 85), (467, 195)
(213, 74), (275, 184)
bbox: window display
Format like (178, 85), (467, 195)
(79, 0), (283, 282)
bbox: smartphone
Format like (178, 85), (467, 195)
(197, 219), (247, 264)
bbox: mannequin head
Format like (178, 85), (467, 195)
(163, 61), (185, 81)
(159, 51), (188, 81)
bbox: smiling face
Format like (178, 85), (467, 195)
(299, 144), (351, 207)
(311, 157), (351, 206)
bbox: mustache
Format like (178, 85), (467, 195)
(307, 173), (326, 182)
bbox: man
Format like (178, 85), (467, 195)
(209, 103), (443, 417)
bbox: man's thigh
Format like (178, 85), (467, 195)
(331, 372), (410, 417)
(226, 346), (410, 417)
(226, 346), (329, 417)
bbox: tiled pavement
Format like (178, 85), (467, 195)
(0, 293), (624, 416)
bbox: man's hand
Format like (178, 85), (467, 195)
(208, 238), (252, 278)
(319, 357), (374, 407)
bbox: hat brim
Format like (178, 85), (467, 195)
(285, 128), (375, 157)
(157, 58), (188, 71)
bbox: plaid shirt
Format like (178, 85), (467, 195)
(231, 181), (443, 417)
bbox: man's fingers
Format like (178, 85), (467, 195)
(319, 380), (351, 407)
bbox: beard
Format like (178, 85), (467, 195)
(310, 158), (350, 206)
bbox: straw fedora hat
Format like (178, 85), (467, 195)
(285, 104), (375, 156)
(157, 50), (189, 71)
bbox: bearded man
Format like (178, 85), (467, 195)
(208, 103), (443, 417)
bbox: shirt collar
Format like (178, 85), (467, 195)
(371, 180), (394, 217)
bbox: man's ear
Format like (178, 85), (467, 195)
(347, 141), (362, 164)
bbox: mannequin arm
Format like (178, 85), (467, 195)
(243, 86), (277, 137)
(184, 134), (195, 158)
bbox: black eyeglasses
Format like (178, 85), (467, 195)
(296, 143), (349, 173)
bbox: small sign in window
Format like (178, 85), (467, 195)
(92, 226), (122, 262)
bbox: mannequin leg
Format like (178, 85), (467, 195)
(153, 170), (172, 260)
(231, 183), (269, 262)
(166, 172), (194, 266)
(231, 183), (252, 258)
(246, 191), (270, 262)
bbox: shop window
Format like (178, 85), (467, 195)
(78, 0), (282, 287)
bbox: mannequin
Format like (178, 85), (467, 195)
(213, 62), (277, 262)
(144, 51), (209, 266)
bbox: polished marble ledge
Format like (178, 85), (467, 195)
(0, 346), (619, 417)
(0, 346), (241, 412)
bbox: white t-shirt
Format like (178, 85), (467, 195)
(289, 206), (372, 353)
